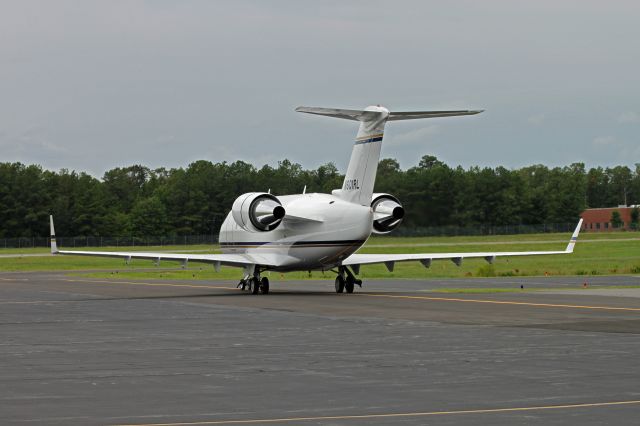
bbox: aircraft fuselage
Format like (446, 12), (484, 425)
(219, 193), (373, 272)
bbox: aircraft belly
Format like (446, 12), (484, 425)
(220, 240), (362, 271)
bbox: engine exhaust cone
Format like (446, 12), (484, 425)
(393, 206), (405, 219)
(273, 205), (285, 220)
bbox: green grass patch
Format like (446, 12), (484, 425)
(1, 231), (639, 280)
(430, 288), (535, 294)
(0, 247), (51, 254)
(368, 231), (640, 246)
(74, 268), (333, 281)
(430, 285), (640, 294)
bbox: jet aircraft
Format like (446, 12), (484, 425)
(50, 105), (583, 294)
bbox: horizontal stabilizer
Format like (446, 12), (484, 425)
(296, 106), (483, 122)
(388, 110), (483, 120)
(295, 106), (380, 121)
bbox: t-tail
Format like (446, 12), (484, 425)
(296, 105), (483, 205)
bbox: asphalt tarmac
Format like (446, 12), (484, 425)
(2, 271), (640, 425)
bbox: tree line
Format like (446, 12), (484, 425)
(1, 155), (639, 238)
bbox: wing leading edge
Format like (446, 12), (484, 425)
(295, 106), (483, 122)
(342, 219), (583, 272)
(49, 216), (279, 270)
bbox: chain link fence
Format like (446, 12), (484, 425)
(0, 235), (218, 249)
(390, 222), (580, 237)
(0, 222), (596, 249)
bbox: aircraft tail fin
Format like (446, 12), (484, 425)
(296, 105), (483, 206)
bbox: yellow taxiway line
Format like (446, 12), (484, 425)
(114, 399), (640, 425)
(0, 279), (238, 305)
(47, 278), (640, 312)
(59, 278), (238, 291)
(359, 293), (640, 312)
(7, 277), (640, 312)
(0, 299), (96, 305)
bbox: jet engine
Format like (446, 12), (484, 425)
(231, 192), (286, 232)
(371, 193), (405, 234)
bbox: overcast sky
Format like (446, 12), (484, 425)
(1, 0), (639, 176)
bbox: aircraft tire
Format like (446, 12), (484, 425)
(260, 277), (270, 294)
(251, 277), (260, 295)
(345, 276), (355, 293)
(335, 275), (345, 293)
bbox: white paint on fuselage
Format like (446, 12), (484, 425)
(219, 193), (372, 271)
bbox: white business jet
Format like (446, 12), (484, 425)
(50, 105), (582, 294)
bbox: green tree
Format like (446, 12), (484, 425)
(102, 165), (151, 213)
(608, 166), (633, 206)
(130, 197), (169, 237)
(418, 155), (444, 170)
(630, 207), (639, 230)
(586, 167), (609, 208)
(611, 210), (623, 229)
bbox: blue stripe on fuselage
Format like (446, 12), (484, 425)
(354, 136), (383, 145)
(220, 239), (366, 248)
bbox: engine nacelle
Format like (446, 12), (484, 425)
(231, 192), (286, 232)
(371, 193), (405, 234)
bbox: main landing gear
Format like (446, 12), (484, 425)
(237, 266), (361, 295)
(238, 273), (270, 295)
(335, 266), (362, 294)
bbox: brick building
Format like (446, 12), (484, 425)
(580, 206), (637, 231)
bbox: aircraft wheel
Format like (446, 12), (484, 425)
(345, 275), (355, 293)
(335, 275), (345, 294)
(260, 277), (270, 294)
(251, 277), (260, 295)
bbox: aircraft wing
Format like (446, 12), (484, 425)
(54, 249), (277, 269)
(48, 216), (279, 270)
(342, 220), (583, 272)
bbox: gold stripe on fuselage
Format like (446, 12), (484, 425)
(355, 133), (384, 141)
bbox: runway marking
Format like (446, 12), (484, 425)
(0, 279), (239, 304)
(360, 293), (640, 312)
(114, 399), (640, 425)
(41, 278), (640, 312)
(17, 276), (640, 312)
(0, 277), (29, 281)
(59, 278), (238, 291)
(0, 299), (105, 305)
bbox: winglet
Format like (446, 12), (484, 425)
(565, 219), (583, 253)
(50, 215), (58, 254)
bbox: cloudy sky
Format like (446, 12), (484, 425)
(1, 0), (639, 176)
